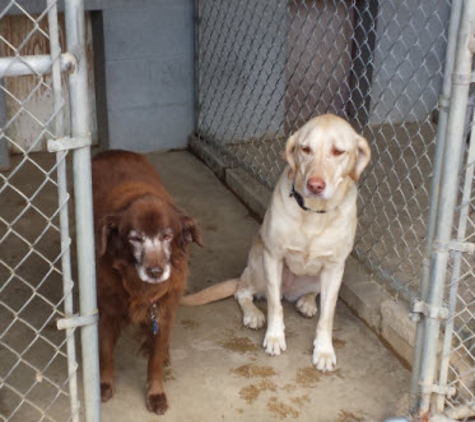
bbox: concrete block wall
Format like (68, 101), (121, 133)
(101, 1), (194, 151)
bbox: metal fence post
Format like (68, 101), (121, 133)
(48, 0), (81, 420)
(416, 0), (475, 415)
(64, 1), (101, 421)
(411, 0), (462, 404)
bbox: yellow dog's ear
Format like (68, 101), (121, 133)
(283, 133), (297, 177)
(350, 135), (371, 181)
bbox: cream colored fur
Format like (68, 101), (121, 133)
(181, 114), (371, 371)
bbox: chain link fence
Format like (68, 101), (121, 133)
(0, 1), (98, 421)
(195, 0), (450, 303)
(194, 0), (475, 420)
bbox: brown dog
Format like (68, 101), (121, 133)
(92, 150), (202, 415)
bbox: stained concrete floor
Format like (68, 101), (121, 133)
(0, 149), (411, 422)
(100, 151), (411, 422)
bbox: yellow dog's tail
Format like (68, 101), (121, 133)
(180, 279), (239, 306)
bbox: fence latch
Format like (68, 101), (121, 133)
(56, 311), (98, 330)
(419, 381), (456, 399)
(47, 134), (92, 152)
(410, 298), (449, 322)
(433, 240), (475, 254)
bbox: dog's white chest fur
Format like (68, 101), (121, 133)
(284, 214), (355, 276)
(262, 175), (357, 279)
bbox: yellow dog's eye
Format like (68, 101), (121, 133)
(332, 146), (345, 156)
(300, 146), (311, 154)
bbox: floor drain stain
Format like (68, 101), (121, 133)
(220, 336), (260, 354)
(239, 379), (277, 404)
(231, 363), (277, 378)
(266, 396), (299, 419)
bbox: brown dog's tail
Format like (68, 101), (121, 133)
(180, 279), (239, 306)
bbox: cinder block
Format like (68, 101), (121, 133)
(108, 103), (193, 152)
(340, 257), (391, 334)
(151, 56), (194, 106)
(381, 299), (416, 367)
(225, 168), (271, 219)
(105, 59), (154, 111)
(103, 5), (193, 61)
(188, 135), (229, 181)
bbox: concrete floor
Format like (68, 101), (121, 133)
(100, 151), (411, 422)
(0, 150), (411, 422)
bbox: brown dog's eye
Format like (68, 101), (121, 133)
(332, 146), (345, 156)
(128, 233), (143, 243)
(300, 146), (311, 154)
(162, 232), (173, 242)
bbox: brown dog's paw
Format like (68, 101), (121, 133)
(100, 382), (115, 402)
(146, 392), (168, 415)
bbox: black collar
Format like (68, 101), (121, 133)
(290, 184), (327, 214)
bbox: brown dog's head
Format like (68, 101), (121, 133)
(98, 196), (202, 284)
(284, 114), (371, 201)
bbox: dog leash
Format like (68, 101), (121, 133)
(290, 184), (326, 214)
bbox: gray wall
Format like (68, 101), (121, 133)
(100, 1), (194, 151)
(3, 0), (195, 152)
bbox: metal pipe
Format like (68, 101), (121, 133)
(417, 0), (475, 414)
(47, 1), (80, 421)
(193, 0), (200, 134)
(411, 0), (463, 402)
(436, 104), (475, 414)
(0, 53), (74, 77)
(64, 1), (101, 421)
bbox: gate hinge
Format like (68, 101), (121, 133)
(56, 311), (98, 330)
(419, 382), (456, 398)
(410, 299), (449, 322)
(434, 240), (475, 254)
(47, 134), (92, 152)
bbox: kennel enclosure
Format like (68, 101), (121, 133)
(0, 0), (475, 421)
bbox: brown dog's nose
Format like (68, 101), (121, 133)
(146, 266), (163, 279)
(307, 177), (326, 194)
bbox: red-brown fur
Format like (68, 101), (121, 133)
(92, 150), (202, 415)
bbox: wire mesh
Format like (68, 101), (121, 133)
(437, 115), (475, 421)
(0, 1), (80, 421)
(195, 0), (450, 306)
(194, 0), (475, 418)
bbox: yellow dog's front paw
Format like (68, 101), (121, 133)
(312, 339), (336, 372)
(263, 331), (287, 356)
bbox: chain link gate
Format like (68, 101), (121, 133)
(193, 0), (475, 420)
(411, 1), (475, 420)
(0, 1), (100, 421)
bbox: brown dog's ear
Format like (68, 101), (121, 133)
(283, 133), (297, 177)
(350, 135), (371, 181)
(98, 215), (119, 256)
(178, 215), (203, 250)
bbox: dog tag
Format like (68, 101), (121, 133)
(152, 318), (159, 335)
(150, 303), (159, 335)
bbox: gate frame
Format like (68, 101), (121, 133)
(0, 1), (101, 421)
(412, 0), (475, 419)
